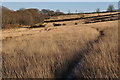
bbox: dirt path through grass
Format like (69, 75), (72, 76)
(2, 25), (99, 78)
(2, 21), (118, 78)
(67, 21), (118, 79)
(65, 27), (105, 80)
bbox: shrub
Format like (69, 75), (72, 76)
(84, 21), (89, 24)
(75, 23), (78, 25)
(29, 24), (46, 28)
(53, 23), (61, 26)
(63, 23), (66, 25)
(2, 24), (21, 29)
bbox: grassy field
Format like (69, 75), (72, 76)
(2, 20), (119, 78)
(73, 21), (119, 78)
(48, 11), (118, 21)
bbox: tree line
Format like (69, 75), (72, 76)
(2, 6), (64, 29)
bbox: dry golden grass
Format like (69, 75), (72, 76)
(2, 27), (58, 40)
(2, 20), (119, 78)
(84, 12), (118, 17)
(73, 21), (119, 78)
(47, 12), (119, 21)
(49, 14), (84, 20)
(2, 26), (99, 78)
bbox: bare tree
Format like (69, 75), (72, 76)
(96, 8), (100, 16)
(68, 10), (71, 14)
(118, 1), (120, 11)
(107, 5), (115, 12)
(19, 8), (26, 11)
(75, 10), (78, 14)
(56, 9), (60, 12)
(2, 6), (49, 28)
(55, 9), (64, 16)
(107, 5), (115, 15)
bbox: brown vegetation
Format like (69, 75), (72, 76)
(2, 6), (64, 29)
(72, 21), (119, 78)
(29, 24), (46, 28)
(2, 20), (119, 78)
(1, 5), (119, 78)
(75, 23), (78, 25)
(2, 26), (99, 78)
(53, 23), (62, 26)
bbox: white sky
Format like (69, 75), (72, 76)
(0, 0), (119, 2)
